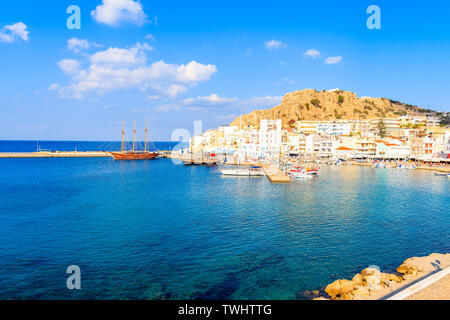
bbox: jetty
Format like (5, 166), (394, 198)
(0, 151), (112, 158)
(263, 164), (291, 183)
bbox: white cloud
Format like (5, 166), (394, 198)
(145, 34), (155, 41)
(215, 114), (236, 121)
(67, 38), (100, 53)
(90, 42), (152, 67)
(0, 22), (29, 43)
(304, 49), (320, 59)
(91, 0), (148, 26)
(54, 43), (217, 99)
(264, 39), (286, 50)
(49, 83), (59, 91)
(243, 96), (283, 108)
(325, 56), (343, 64)
(183, 94), (237, 106)
(156, 94), (236, 113)
(155, 94), (282, 113)
(155, 103), (179, 113)
(57, 59), (81, 75)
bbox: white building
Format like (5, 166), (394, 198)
(426, 116), (441, 127)
(259, 120), (282, 158)
(317, 122), (351, 136)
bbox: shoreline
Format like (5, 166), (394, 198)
(312, 253), (450, 300)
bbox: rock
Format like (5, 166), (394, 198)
(312, 290), (320, 296)
(352, 273), (363, 286)
(325, 280), (341, 297)
(402, 274), (413, 280)
(341, 292), (354, 300)
(352, 287), (370, 296)
(386, 273), (402, 282)
(313, 297), (330, 300)
(397, 264), (411, 274)
(325, 279), (354, 297)
(361, 267), (380, 279)
(387, 280), (397, 288)
(338, 280), (354, 294)
(365, 275), (381, 289)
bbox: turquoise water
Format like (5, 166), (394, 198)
(0, 142), (449, 299)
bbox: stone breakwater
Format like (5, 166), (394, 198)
(313, 253), (450, 300)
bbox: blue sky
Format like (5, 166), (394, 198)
(1, 0), (450, 141)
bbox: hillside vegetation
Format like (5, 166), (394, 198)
(230, 89), (440, 129)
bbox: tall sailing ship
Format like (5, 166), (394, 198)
(110, 121), (159, 160)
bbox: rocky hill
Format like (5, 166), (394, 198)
(230, 89), (439, 129)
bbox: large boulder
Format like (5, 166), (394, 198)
(325, 280), (341, 297)
(352, 273), (363, 286)
(338, 280), (354, 294)
(396, 264), (411, 274)
(361, 267), (380, 278)
(325, 279), (354, 298)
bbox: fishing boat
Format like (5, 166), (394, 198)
(110, 121), (159, 160)
(221, 166), (264, 176)
(288, 167), (319, 178)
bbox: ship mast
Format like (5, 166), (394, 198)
(145, 120), (148, 152)
(132, 120), (136, 152)
(121, 121), (125, 152)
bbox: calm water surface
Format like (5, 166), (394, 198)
(0, 142), (449, 299)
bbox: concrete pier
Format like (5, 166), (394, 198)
(263, 164), (291, 183)
(0, 151), (112, 158)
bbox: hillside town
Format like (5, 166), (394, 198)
(186, 115), (450, 165)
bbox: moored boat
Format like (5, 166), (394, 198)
(110, 121), (159, 160)
(433, 171), (450, 177)
(111, 151), (158, 160)
(221, 166), (264, 176)
(288, 167), (319, 178)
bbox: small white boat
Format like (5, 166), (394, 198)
(288, 167), (318, 178)
(372, 163), (386, 168)
(433, 171), (450, 177)
(221, 167), (264, 176)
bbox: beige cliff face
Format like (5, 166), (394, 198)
(230, 89), (435, 129)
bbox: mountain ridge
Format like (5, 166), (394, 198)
(230, 89), (441, 129)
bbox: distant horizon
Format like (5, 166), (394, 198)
(2, 1), (450, 141)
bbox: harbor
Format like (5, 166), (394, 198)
(0, 150), (448, 300)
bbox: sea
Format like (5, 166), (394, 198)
(0, 141), (448, 299)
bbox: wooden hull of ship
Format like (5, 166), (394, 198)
(110, 152), (159, 160)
